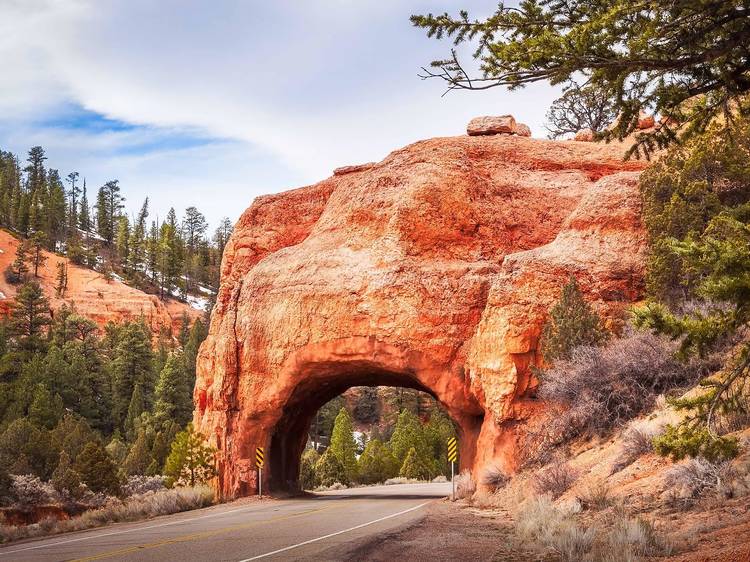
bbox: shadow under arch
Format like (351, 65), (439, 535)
(267, 360), (483, 493)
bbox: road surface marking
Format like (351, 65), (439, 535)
(238, 501), (432, 561)
(0, 501), (310, 556)
(70, 503), (340, 562)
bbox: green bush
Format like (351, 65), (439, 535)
(299, 449), (319, 490)
(357, 439), (398, 484)
(315, 448), (348, 487)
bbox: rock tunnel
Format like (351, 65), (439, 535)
(192, 132), (647, 499)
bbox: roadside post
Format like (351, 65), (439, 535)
(256, 447), (265, 497)
(447, 437), (458, 501)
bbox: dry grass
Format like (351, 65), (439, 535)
(596, 516), (673, 562)
(0, 486), (215, 544)
(611, 421), (663, 474)
(579, 482), (612, 511)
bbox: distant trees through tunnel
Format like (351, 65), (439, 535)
(300, 386), (457, 490)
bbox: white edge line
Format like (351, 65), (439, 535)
(238, 501), (431, 561)
(0, 502), (301, 555)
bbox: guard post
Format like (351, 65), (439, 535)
(256, 447), (265, 497)
(447, 437), (458, 501)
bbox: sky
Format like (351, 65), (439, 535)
(0, 0), (561, 228)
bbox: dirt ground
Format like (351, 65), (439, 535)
(340, 500), (537, 562)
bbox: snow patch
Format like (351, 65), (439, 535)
(186, 294), (210, 312)
(0, 290), (5, 299)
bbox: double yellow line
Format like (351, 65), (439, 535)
(72, 502), (341, 562)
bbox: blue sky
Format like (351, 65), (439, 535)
(0, 0), (561, 227)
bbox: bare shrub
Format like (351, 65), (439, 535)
(539, 331), (711, 444)
(664, 457), (735, 504)
(533, 462), (578, 499)
(431, 475), (447, 483)
(578, 482), (611, 510)
(482, 465), (509, 491)
(454, 469), (476, 499)
(10, 475), (58, 508)
(121, 475), (167, 497)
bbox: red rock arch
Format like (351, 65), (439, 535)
(193, 133), (647, 499)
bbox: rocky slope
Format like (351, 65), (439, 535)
(193, 123), (648, 498)
(0, 229), (200, 335)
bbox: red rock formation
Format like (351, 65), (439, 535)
(193, 132), (647, 498)
(0, 229), (200, 335)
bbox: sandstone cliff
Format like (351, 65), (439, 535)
(193, 131), (647, 498)
(0, 229), (200, 335)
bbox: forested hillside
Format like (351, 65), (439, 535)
(0, 146), (233, 304)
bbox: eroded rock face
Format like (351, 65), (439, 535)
(193, 133), (647, 498)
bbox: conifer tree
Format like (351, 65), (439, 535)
(314, 447), (348, 487)
(540, 276), (607, 363)
(388, 409), (431, 468)
(78, 179), (91, 232)
(51, 451), (83, 501)
(115, 215), (130, 270)
(96, 180), (124, 244)
(55, 261), (67, 297)
(65, 171), (80, 232)
(153, 353), (193, 429)
(123, 428), (154, 476)
(9, 241), (30, 283)
(329, 408), (358, 481)
(299, 448), (320, 490)
(111, 322), (155, 428)
(28, 231), (48, 277)
(124, 384), (146, 440)
(9, 281), (51, 351)
(399, 447), (431, 480)
(128, 198), (149, 277)
(357, 439), (398, 484)
(28, 383), (64, 429)
(163, 423), (216, 487)
(75, 441), (120, 495)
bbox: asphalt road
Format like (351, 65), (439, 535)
(0, 482), (451, 562)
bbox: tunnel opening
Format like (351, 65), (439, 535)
(266, 363), (483, 493)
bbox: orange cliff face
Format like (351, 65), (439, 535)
(0, 229), (201, 335)
(192, 129), (648, 498)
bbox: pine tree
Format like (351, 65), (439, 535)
(28, 231), (48, 277)
(9, 281), (51, 351)
(163, 423), (216, 487)
(44, 169), (67, 249)
(329, 408), (358, 481)
(128, 198), (149, 278)
(541, 276), (607, 363)
(55, 261), (68, 297)
(184, 319), (207, 389)
(51, 451), (83, 501)
(399, 447), (431, 480)
(9, 241), (30, 283)
(123, 428), (154, 476)
(78, 179), (91, 232)
(75, 441), (120, 495)
(124, 383), (146, 440)
(115, 215), (130, 270)
(153, 353), (193, 429)
(314, 447), (348, 487)
(95, 180), (124, 244)
(357, 439), (398, 484)
(424, 409), (456, 477)
(388, 410), (431, 470)
(28, 383), (64, 429)
(65, 171), (80, 232)
(111, 322), (155, 428)
(159, 208), (183, 298)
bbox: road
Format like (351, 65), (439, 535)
(0, 482), (450, 562)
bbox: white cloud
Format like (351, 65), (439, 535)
(0, 0), (561, 224)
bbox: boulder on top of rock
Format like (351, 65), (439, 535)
(575, 128), (595, 142)
(515, 123), (532, 137)
(467, 115), (516, 136)
(334, 162), (376, 176)
(637, 112), (655, 130)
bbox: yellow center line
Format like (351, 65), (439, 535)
(70, 501), (347, 562)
